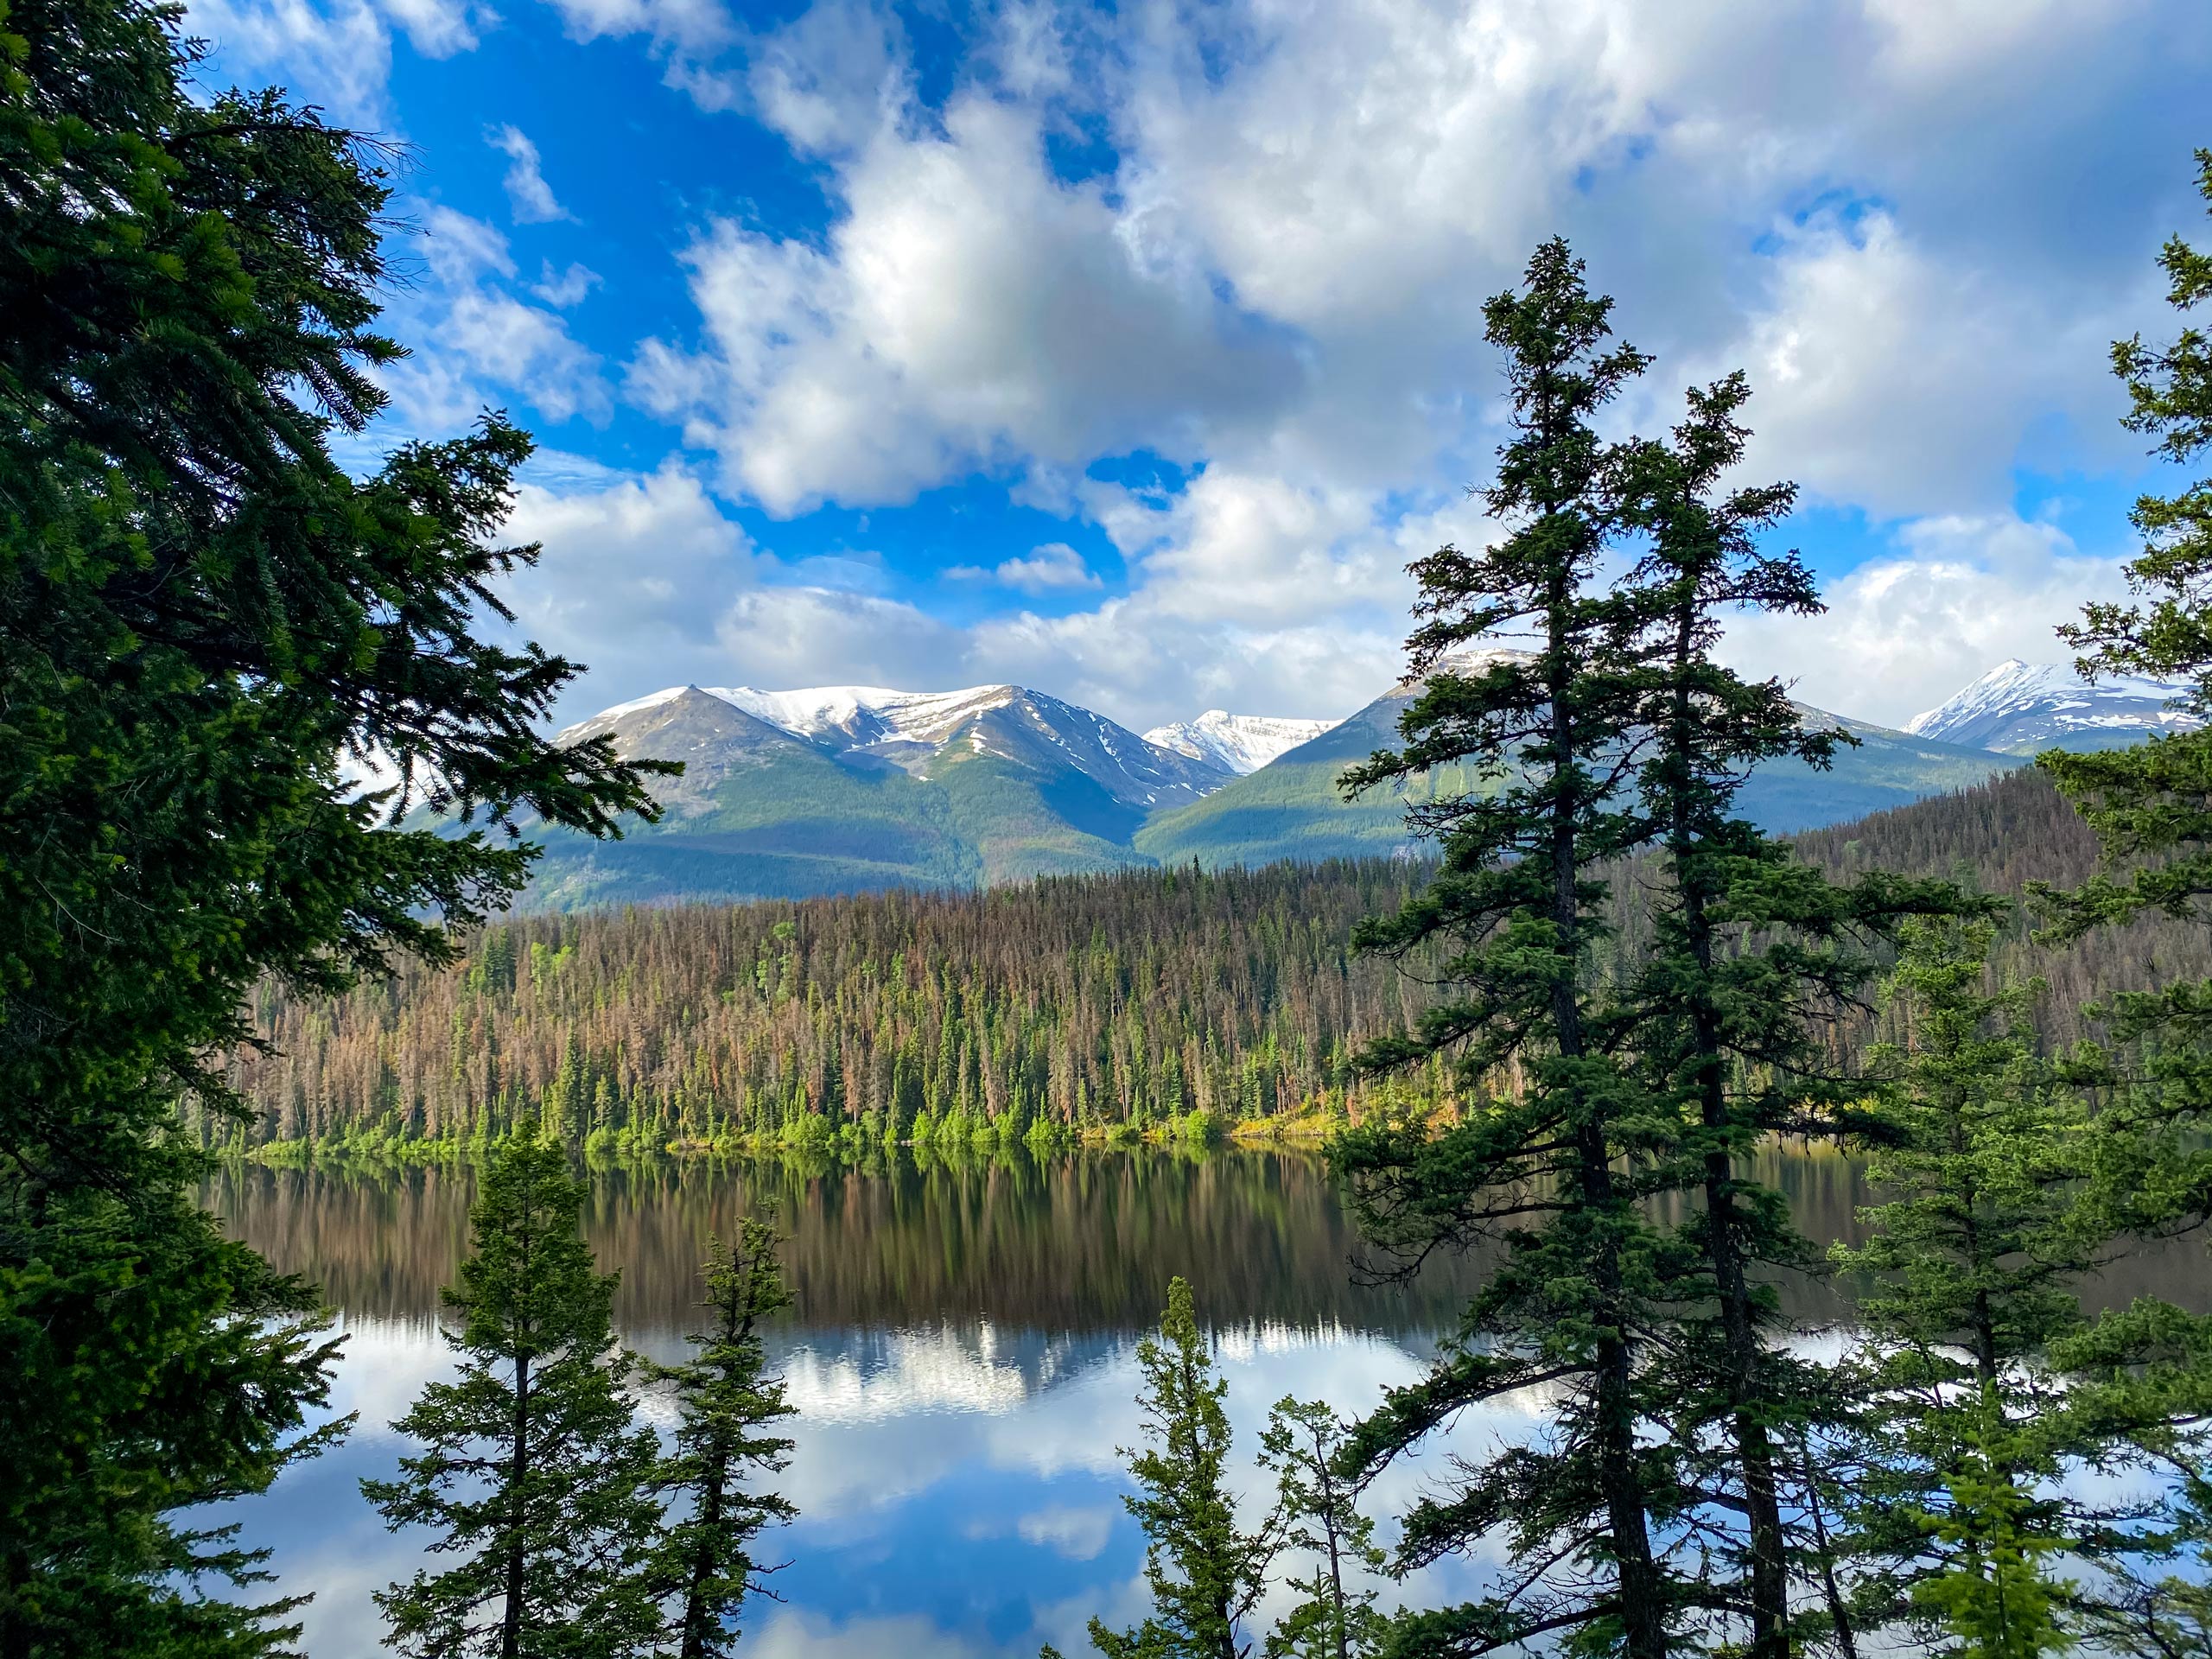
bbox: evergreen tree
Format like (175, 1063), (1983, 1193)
(1610, 372), (1973, 1658)
(0, 0), (664, 1648)
(1087, 1277), (1277, 1659)
(1256, 1400), (1382, 1659)
(362, 1136), (662, 1659)
(1833, 919), (2196, 1659)
(2026, 143), (2212, 1659)
(1330, 238), (1689, 1659)
(2040, 147), (2212, 1093)
(647, 1220), (798, 1659)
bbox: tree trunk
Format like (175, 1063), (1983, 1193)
(1548, 614), (1665, 1659)
(1681, 857), (1791, 1659)
(680, 1452), (728, 1659)
(501, 1351), (531, 1659)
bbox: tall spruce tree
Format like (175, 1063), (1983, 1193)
(362, 1136), (663, 1659)
(1086, 1276), (1277, 1659)
(2025, 143), (2212, 1659)
(0, 0), (665, 1649)
(1330, 238), (1691, 1659)
(2038, 147), (2212, 1075)
(647, 1221), (798, 1659)
(1609, 372), (1974, 1658)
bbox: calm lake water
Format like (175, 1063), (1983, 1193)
(205, 1146), (2209, 1657)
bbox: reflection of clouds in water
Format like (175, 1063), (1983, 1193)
(255, 1308), (1715, 1656)
(746, 1607), (990, 1658)
(240, 1315), (1468, 1657)
(325, 1313), (454, 1442)
(1014, 1503), (1118, 1561)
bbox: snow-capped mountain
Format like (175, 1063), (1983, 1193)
(1905, 660), (2200, 754)
(1141, 711), (1341, 776)
(560, 681), (1230, 810)
(525, 659), (2028, 911)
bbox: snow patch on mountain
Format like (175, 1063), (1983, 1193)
(704, 683), (1021, 747)
(1141, 710), (1341, 774)
(1906, 659), (2199, 754)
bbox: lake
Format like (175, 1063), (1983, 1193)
(204, 1145), (2209, 1656)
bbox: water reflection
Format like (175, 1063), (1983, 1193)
(203, 1145), (2212, 1658)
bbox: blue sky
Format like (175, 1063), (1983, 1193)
(188, 0), (2212, 732)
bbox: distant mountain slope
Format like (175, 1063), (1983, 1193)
(1906, 658), (2199, 753)
(516, 661), (2040, 909)
(520, 682), (1230, 909)
(1135, 661), (2024, 868)
(1141, 710), (1341, 774)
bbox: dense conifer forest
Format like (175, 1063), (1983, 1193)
(227, 766), (2210, 1151)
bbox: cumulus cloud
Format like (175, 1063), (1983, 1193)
(629, 95), (1305, 513)
(1719, 513), (2133, 728)
(378, 207), (610, 435)
(947, 542), (1101, 594)
(531, 260), (602, 308)
(186, 0), (396, 124)
(186, 0), (491, 122)
(499, 461), (762, 709)
(488, 124), (572, 223)
(194, 0), (2210, 732)
(1707, 209), (2135, 518)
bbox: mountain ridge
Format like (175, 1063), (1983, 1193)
(525, 658), (2052, 910)
(1905, 658), (2199, 753)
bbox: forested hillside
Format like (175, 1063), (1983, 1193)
(229, 766), (2208, 1150)
(228, 860), (1437, 1148)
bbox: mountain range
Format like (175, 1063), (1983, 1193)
(1906, 658), (2202, 753)
(516, 658), (2192, 911)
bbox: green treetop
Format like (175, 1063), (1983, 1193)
(2041, 149), (2212, 1062)
(362, 1136), (663, 1659)
(1087, 1276), (1277, 1659)
(1834, 918), (2212, 1659)
(1330, 238), (1689, 1659)
(646, 1220), (798, 1659)
(1609, 371), (1978, 1659)
(1256, 1399), (1382, 1659)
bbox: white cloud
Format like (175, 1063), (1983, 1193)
(630, 95), (1304, 514)
(501, 463), (762, 705)
(194, 0), (2205, 734)
(186, 0), (395, 124)
(488, 124), (572, 223)
(947, 542), (1101, 594)
(1720, 513), (2133, 728)
(377, 208), (610, 435)
(578, 0), (2208, 734)
(186, 0), (489, 122)
(746, 0), (906, 157)
(1014, 1503), (1117, 1560)
(374, 0), (486, 56)
(1708, 209), (2134, 518)
(531, 260), (602, 307)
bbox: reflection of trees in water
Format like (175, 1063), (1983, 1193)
(206, 1150), (1488, 1338)
(206, 1143), (2208, 1343)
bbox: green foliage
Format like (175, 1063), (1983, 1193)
(1330, 238), (1689, 1659)
(227, 861), (1435, 1146)
(361, 1136), (663, 1658)
(1256, 1400), (1383, 1659)
(1610, 367), (1984, 1659)
(1089, 1278), (1277, 1659)
(1832, 919), (2212, 1657)
(0, 0), (664, 1649)
(645, 1221), (798, 1659)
